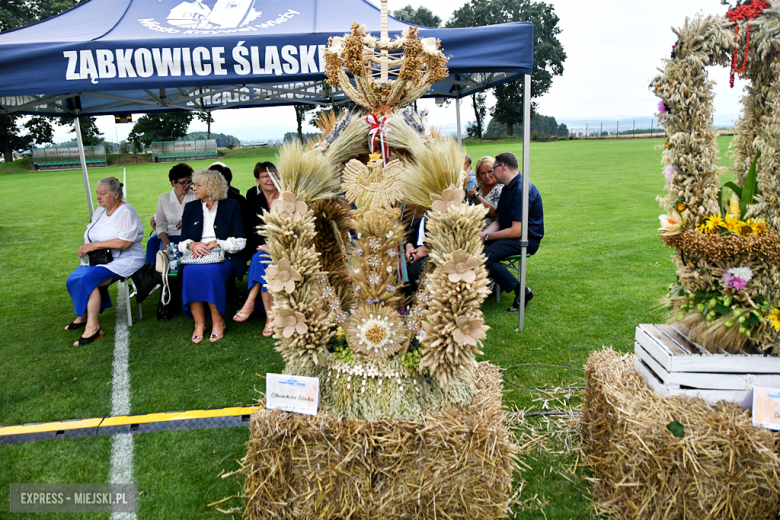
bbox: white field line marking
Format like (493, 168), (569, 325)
(109, 283), (136, 520)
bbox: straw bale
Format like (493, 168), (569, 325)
(241, 362), (518, 519)
(582, 348), (780, 520)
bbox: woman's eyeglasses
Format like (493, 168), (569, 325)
(176, 180), (193, 186)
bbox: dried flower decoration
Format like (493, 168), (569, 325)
(432, 188), (467, 214)
(273, 309), (308, 338)
(346, 305), (405, 360)
(722, 267), (753, 291)
(452, 316), (487, 347)
(442, 249), (481, 283)
(264, 258), (302, 293)
(272, 191), (308, 222)
(658, 209), (688, 236)
(664, 165), (679, 183)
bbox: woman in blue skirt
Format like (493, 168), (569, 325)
(179, 169), (246, 343)
(65, 177), (145, 346)
(233, 162), (280, 337)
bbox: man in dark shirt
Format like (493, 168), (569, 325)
(478, 152), (544, 311)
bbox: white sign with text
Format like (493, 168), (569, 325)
(266, 373), (319, 416)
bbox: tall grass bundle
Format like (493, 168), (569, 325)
(582, 348), (780, 519)
(241, 362), (518, 519)
(326, 111), (370, 172)
(401, 138), (464, 209)
(277, 141), (342, 203)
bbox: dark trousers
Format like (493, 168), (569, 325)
(403, 256), (428, 298)
(484, 238), (538, 294)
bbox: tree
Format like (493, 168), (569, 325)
(197, 110), (214, 139)
(447, 0), (566, 135)
(0, 0), (79, 32)
(465, 92), (487, 138)
(294, 105), (316, 143)
(128, 113), (194, 148)
(392, 5), (442, 27)
(58, 116), (103, 145)
(0, 115), (54, 163)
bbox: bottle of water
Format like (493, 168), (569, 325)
(168, 243), (180, 276)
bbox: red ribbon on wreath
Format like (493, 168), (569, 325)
(366, 113), (391, 165)
(726, 0), (770, 88)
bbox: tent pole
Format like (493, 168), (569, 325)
(75, 116), (94, 218)
(517, 74), (531, 332)
(455, 96), (462, 149)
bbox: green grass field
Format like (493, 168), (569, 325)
(0, 136), (735, 518)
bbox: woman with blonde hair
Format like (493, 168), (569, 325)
(468, 156), (503, 228)
(65, 177), (145, 346)
(179, 169), (246, 343)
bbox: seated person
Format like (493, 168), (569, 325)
(234, 162), (280, 337)
(467, 156), (503, 229)
(402, 208), (428, 299)
(463, 154), (476, 198)
(210, 161), (250, 277)
(146, 163), (196, 265)
(65, 177), (145, 346)
(478, 152), (544, 312)
(179, 170), (246, 343)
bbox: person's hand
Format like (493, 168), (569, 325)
(405, 243), (416, 261)
(77, 242), (96, 258)
(412, 246), (429, 261)
(189, 241), (211, 258)
(150, 215), (156, 228)
(258, 243), (269, 252)
(161, 239), (171, 250)
(205, 240), (219, 250)
(478, 232), (486, 245)
(468, 188), (478, 198)
(175, 219), (182, 229)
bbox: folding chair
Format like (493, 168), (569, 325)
(494, 254), (530, 302)
(118, 277), (144, 326)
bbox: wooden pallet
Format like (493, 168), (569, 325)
(634, 324), (780, 404)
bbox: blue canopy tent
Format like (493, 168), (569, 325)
(0, 0), (535, 329)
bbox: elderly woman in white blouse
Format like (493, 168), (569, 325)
(145, 163), (197, 263)
(179, 169), (246, 343)
(65, 177), (145, 346)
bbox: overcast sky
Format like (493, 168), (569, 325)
(56, 0), (748, 143)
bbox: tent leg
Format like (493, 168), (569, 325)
(517, 74), (531, 332)
(75, 116), (94, 218)
(455, 96), (462, 150)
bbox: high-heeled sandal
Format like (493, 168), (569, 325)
(262, 324), (274, 337)
(65, 320), (87, 331)
(74, 328), (103, 347)
(233, 307), (255, 322)
(210, 332), (224, 343)
(191, 334), (203, 344)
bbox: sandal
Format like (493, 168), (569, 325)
(233, 307), (255, 322)
(262, 324), (274, 337)
(65, 320), (87, 331)
(74, 328), (103, 347)
(191, 334), (203, 344)
(210, 332), (224, 343)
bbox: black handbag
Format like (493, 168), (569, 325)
(88, 249), (114, 266)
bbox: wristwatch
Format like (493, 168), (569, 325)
(485, 233), (490, 242)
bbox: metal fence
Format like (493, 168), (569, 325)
(31, 146), (107, 170)
(151, 140), (218, 163)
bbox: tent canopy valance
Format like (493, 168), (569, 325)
(0, 0), (534, 116)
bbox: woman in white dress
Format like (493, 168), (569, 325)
(65, 178), (145, 346)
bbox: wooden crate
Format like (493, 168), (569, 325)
(634, 324), (780, 404)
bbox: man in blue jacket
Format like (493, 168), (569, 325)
(478, 152), (544, 312)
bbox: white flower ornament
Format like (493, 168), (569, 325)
(264, 258), (302, 294)
(272, 191), (308, 223)
(442, 249), (480, 283)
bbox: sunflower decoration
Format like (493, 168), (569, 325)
(345, 305), (406, 360)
